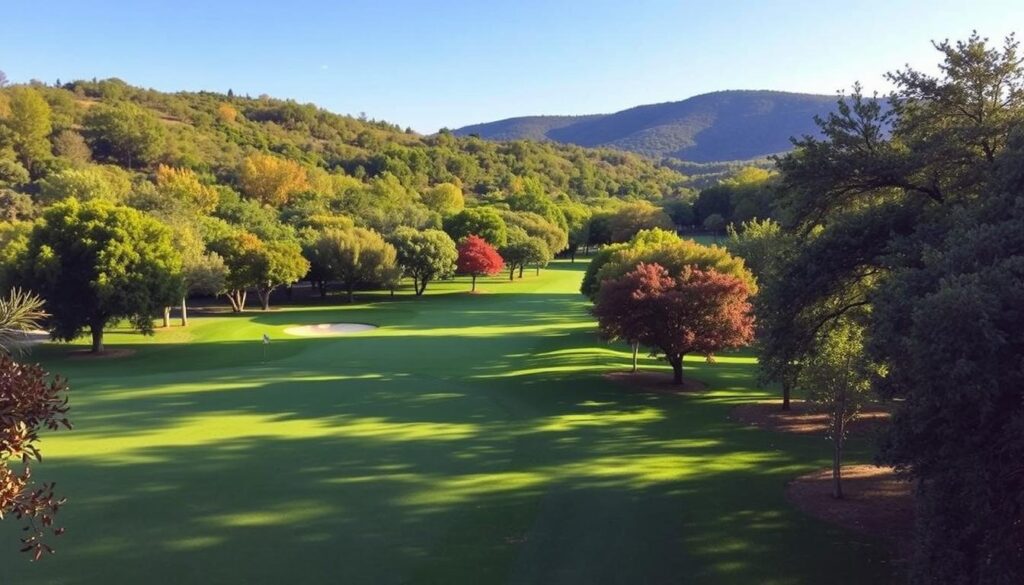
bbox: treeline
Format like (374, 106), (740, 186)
(727, 34), (1024, 584)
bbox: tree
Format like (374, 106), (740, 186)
(456, 235), (503, 292)
(560, 202), (592, 261)
(500, 209), (567, 255)
(51, 130), (92, 165)
(36, 166), (127, 204)
(702, 213), (725, 234)
(521, 237), (551, 277)
(18, 198), (182, 353)
(443, 207), (508, 248)
(421, 182), (465, 214)
(500, 228), (533, 281)
(180, 252), (227, 325)
(214, 231), (263, 312)
(388, 227), (457, 295)
(253, 240), (309, 310)
(1, 87), (52, 174)
(760, 34), (1024, 582)
(727, 218), (799, 409)
(311, 228), (397, 302)
(238, 154), (309, 207)
(0, 352), (71, 560)
(606, 201), (674, 242)
(155, 165), (219, 213)
(83, 101), (166, 169)
(593, 263), (754, 384)
(796, 320), (872, 499)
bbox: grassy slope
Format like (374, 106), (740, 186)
(0, 262), (895, 584)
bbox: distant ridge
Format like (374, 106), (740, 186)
(453, 90), (841, 162)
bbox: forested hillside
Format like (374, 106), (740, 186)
(455, 90), (841, 162)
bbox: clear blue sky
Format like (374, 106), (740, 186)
(2, 1), (1021, 132)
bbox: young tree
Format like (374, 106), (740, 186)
(796, 320), (872, 499)
(18, 199), (183, 353)
(388, 227), (458, 295)
(83, 101), (166, 169)
(238, 154), (309, 207)
(443, 207), (508, 248)
(594, 263), (754, 384)
(214, 231), (263, 312)
(456, 235), (504, 292)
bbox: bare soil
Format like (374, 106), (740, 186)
(603, 370), (708, 394)
(731, 399), (891, 435)
(787, 465), (914, 557)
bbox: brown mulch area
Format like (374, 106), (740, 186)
(787, 465), (914, 557)
(603, 371), (708, 394)
(731, 399), (891, 435)
(67, 348), (137, 360)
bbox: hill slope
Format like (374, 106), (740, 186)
(454, 90), (840, 162)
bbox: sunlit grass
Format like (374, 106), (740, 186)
(0, 262), (897, 585)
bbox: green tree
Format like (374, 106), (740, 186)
(443, 207), (508, 248)
(311, 228), (397, 302)
(388, 227), (457, 295)
(796, 319), (872, 499)
(1, 87), (52, 174)
(83, 101), (166, 169)
(421, 182), (465, 214)
(18, 198), (183, 352)
(36, 166), (127, 205)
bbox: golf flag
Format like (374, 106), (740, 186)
(262, 333), (270, 344)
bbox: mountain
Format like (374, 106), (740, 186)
(453, 90), (840, 162)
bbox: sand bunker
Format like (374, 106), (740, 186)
(283, 323), (378, 337)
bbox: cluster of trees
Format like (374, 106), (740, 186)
(584, 228), (755, 383)
(729, 34), (1024, 583)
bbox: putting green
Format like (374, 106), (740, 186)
(0, 261), (896, 584)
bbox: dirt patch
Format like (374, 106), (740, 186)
(603, 370), (708, 394)
(731, 399), (891, 435)
(787, 465), (913, 557)
(67, 348), (137, 360)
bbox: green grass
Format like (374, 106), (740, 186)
(1, 261), (896, 584)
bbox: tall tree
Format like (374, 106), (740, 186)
(421, 182), (465, 214)
(311, 228), (397, 302)
(18, 198), (182, 353)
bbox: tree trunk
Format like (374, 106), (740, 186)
(163, 307), (171, 328)
(535, 265), (540, 276)
(258, 288), (271, 310)
(668, 354), (684, 384)
(180, 296), (188, 327)
(570, 247), (576, 263)
(631, 341), (639, 373)
(347, 284), (354, 303)
(286, 285), (293, 301)
(518, 265), (524, 279)
(226, 290), (246, 312)
(832, 427), (844, 499)
(509, 266), (515, 280)
(471, 274), (477, 292)
(318, 281), (327, 299)
(782, 379), (791, 411)
(416, 279), (427, 296)
(90, 322), (104, 354)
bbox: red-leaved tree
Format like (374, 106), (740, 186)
(594, 262), (754, 384)
(0, 354), (71, 560)
(456, 235), (504, 292)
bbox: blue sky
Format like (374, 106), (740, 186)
(2, 1), (1021, 132)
